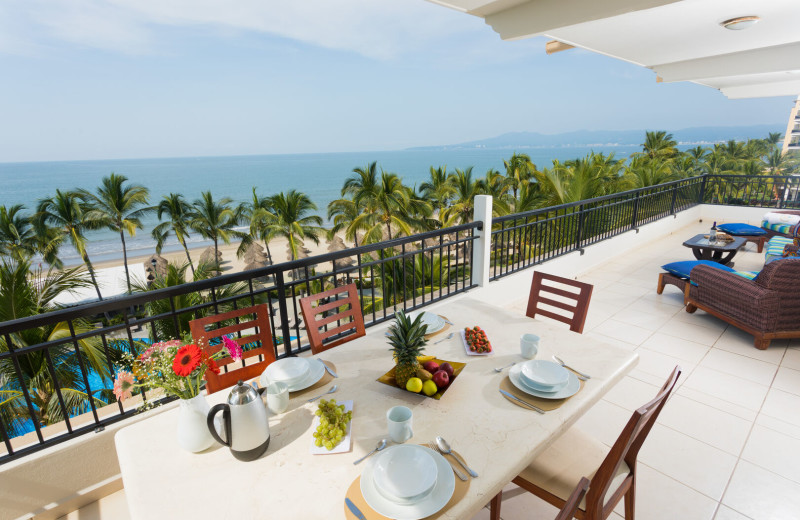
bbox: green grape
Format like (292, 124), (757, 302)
(315, 439), (323, 447)
(314, 409), (322, 416)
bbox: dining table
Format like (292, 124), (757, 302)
(114, 296), (638, 520)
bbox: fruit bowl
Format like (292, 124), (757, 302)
(376, 358), (466, 400)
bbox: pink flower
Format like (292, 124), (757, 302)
(140, 339), (183, 361)
(223, 336), (243, 360)
(113, 370), (135, 401)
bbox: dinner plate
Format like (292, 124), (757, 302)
(520, 360), (569, 391)
(361, 445), (455, 520)
(509, 363), (581, 399)
(263, 357), (310, 386)
(260, 358), (325, 392)
(415, 312), (445, 334)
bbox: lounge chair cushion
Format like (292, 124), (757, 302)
(766, 237), (795, 263)
(662, 260), (735, 280)
(717, 223), (766, 236)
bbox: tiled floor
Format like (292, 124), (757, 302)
(475, 222), (800, 520)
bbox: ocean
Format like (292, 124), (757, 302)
(0, 146), (641, 265)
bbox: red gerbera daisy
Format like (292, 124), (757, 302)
(206, 356), (220, 375)
(173, 344), (202, 377)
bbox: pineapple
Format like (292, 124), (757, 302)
(388, 311), (429, 389)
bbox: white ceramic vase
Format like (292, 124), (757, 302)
(176, 394), (215, 453)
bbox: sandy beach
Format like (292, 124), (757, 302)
(92, 234), (347, 277)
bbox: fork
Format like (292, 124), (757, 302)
(494, 362), (516, 373)
(435, 332), (454, 344)
(427, 442), (468, 481)
(552, 355), (591, 380)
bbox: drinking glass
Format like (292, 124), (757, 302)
(387, 406), (413, 443)
(266, 382), (289, 414)
(520, 333), (540, 359)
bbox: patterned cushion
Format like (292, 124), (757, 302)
(762, 221), (799, 237)
(766, 237), (795, 262)
(661, 260), (736, 280)
(717, 223), (766, 236)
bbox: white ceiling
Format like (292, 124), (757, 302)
(427, 0), (800, 99)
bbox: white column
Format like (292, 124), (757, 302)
(471, 195), (493, 287)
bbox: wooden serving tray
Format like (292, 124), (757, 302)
(376, 358), (466, 400)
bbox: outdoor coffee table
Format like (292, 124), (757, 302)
(682, 234), (746, 265)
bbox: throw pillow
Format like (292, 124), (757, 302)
(717, 223), (766, 236)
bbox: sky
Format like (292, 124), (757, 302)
(0, 0), (794, 163)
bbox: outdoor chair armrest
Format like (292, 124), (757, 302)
(689, 264), (768, 301)
(689, 264), (777, 330)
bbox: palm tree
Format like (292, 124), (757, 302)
(419, 166), (455, 220)
(625, 156), (678, 188)
(641, 131), (678, 160)
(327, 197), (364, 247)
(152, 193), (196, 274)
(78, 173), (151, 293)
(350, 171), (426, 243)
(189, 192), (247, 272)
(35, 190), (103, 300)
(0, 205), (60, 265)
(445, 167), (484, 225)
(261, 190), (324, 261)
(0, 259), (111, 436)
(765, 149), (798, 176)
(238, 188), (276, 264)
(504, 153), (536, 199)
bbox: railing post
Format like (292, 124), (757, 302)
(631, 192), (640, 231)
(471, 195), (493, 287)
(575, 205), (585, 251)
(699, 175), (708, 203)
(670, 183), (678, 214)
(274, 271), (294, 356)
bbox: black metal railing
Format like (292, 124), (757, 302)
(0, 223), (480, 463)
(703, 174), (800, 209)
(489, 177), (704, 280)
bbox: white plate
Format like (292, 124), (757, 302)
(459, 329), (493, 356)
(361, 445), (455, 520)
(416, 312), (445, 334)
(309, 400), (353, 455)
(260, 358), (325, 392)
(263, 357), (310, 386)
(520, 360), (569, 391)
(509, 363), (581, 400)
(373, 444), (437, 502)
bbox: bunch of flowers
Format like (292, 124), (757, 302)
(114, 336), (243, 402)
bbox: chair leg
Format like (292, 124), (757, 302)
(656, 273), (665, 295)
(490, 491), (502, 520)
(754, 335), (771, 350)
(685, 303), (698, 314)
(624, 479), (635, 520)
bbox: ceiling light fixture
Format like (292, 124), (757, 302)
(720, 16), (760, 30)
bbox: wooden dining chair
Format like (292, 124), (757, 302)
(299, 283), (366, 355)
(527, 271), (594, 333)
(189, 304), (276, 394)
(490, 366), (681, 520)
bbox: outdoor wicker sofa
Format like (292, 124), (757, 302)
(685, 258), (800, 350)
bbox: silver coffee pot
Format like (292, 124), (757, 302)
(207, 381), (270, 461)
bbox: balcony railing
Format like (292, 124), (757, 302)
(0, 223), (480, 463)
(1, 173), (798, 463)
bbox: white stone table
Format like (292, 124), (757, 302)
(115, 296), (638, 520)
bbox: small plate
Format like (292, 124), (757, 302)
(416, 312), (445, 334)
(520, 360), (568, 391)
(264, 357), (310, 386)
(361, 445), (455, 520)
(309, 400), (353, 455)
(460, 329), (493, 356)
(260, 358), (325, 392)
(509, 363), (581, 400)
(372, 445), (437, 503)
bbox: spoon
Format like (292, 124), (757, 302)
(307, 385), (338, 403)
(552, 355), (591, 380)
(494, 362), (516, 373)
(435, 332), (454, 344)
(353, 439), (388, 465)
(435, 436), (478, 478)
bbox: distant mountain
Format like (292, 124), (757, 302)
(408, 125), (783, 151)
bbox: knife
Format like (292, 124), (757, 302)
(499, 389), (545, 414)
(345, 498), (367, 520)
(322, 361), (338, 378)
(443, 318), (454, 326)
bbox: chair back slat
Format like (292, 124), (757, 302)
(527, 271), (594, 333)
(299, 283), (366, 355)
(189, 304), (276, 394)
(584, 366), (681, 518)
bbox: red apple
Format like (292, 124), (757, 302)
(423, 360), (440, 373)
(432, 369), (449, 389)
(439, 362), (454, 378)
